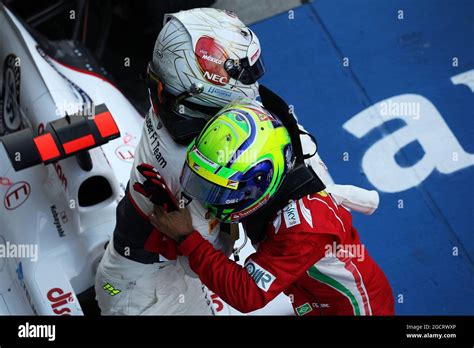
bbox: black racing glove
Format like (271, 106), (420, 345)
(133, 163), (178, 212)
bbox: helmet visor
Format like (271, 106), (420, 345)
(180, 162), (257, 206)
(240, 57), (265, 85)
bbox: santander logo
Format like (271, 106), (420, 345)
(195, 36), (230, 86)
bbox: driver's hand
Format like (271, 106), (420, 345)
(149, 205), (194, 242)
(133, 163), (178, 212)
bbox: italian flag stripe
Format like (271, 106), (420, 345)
(307, 254), (371, 315)
(340, 255), (372, 315)
(308, 265), (361, 315)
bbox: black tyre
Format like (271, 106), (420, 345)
(0, 54), (22, 135)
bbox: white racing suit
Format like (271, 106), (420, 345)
(96, 109), (231, 315)
(95, 235), (213, 315)
(96, 108), (379, 315)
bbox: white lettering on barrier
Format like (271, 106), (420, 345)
(343, 92), (473, 193)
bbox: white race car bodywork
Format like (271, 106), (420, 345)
(0, 5), (143, 315)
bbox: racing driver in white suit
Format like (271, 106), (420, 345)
(95, 8), (379, 315)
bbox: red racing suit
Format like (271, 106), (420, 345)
(179, 190), (394, 315)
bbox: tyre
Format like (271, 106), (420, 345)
(0, 54), (22, 135)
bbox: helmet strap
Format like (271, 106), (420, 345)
(242, 84), (327, 243)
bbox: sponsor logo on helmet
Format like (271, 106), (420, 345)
(230, 193), (270, 220)
(203, 71), (228, 85)
(244, 259), (276, 292)
(195, 36), (230, 86)
(244, 106), (277, 124)
(193, 148), (219, 168)
(202, 54), (223, 65)
(208, 86), (232, 98)
(226, 180), (239, 189)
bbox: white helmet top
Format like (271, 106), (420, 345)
(150, 8), (264, 112)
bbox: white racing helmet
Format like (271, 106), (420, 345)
(147, 8), (265, 145)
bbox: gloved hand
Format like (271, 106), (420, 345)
(133, 163), (178, 212)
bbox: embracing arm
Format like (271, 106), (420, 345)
(179, 230), (333, 313)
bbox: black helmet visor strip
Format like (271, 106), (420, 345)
(224, 56), (265, 85)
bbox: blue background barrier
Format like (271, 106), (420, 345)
(251, 0), (474, 314)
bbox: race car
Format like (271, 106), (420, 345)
(0, 3), (143, 315)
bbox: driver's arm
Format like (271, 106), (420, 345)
(179, 229), (333, 313)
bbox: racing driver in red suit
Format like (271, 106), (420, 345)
(148, 98), (395, 316)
